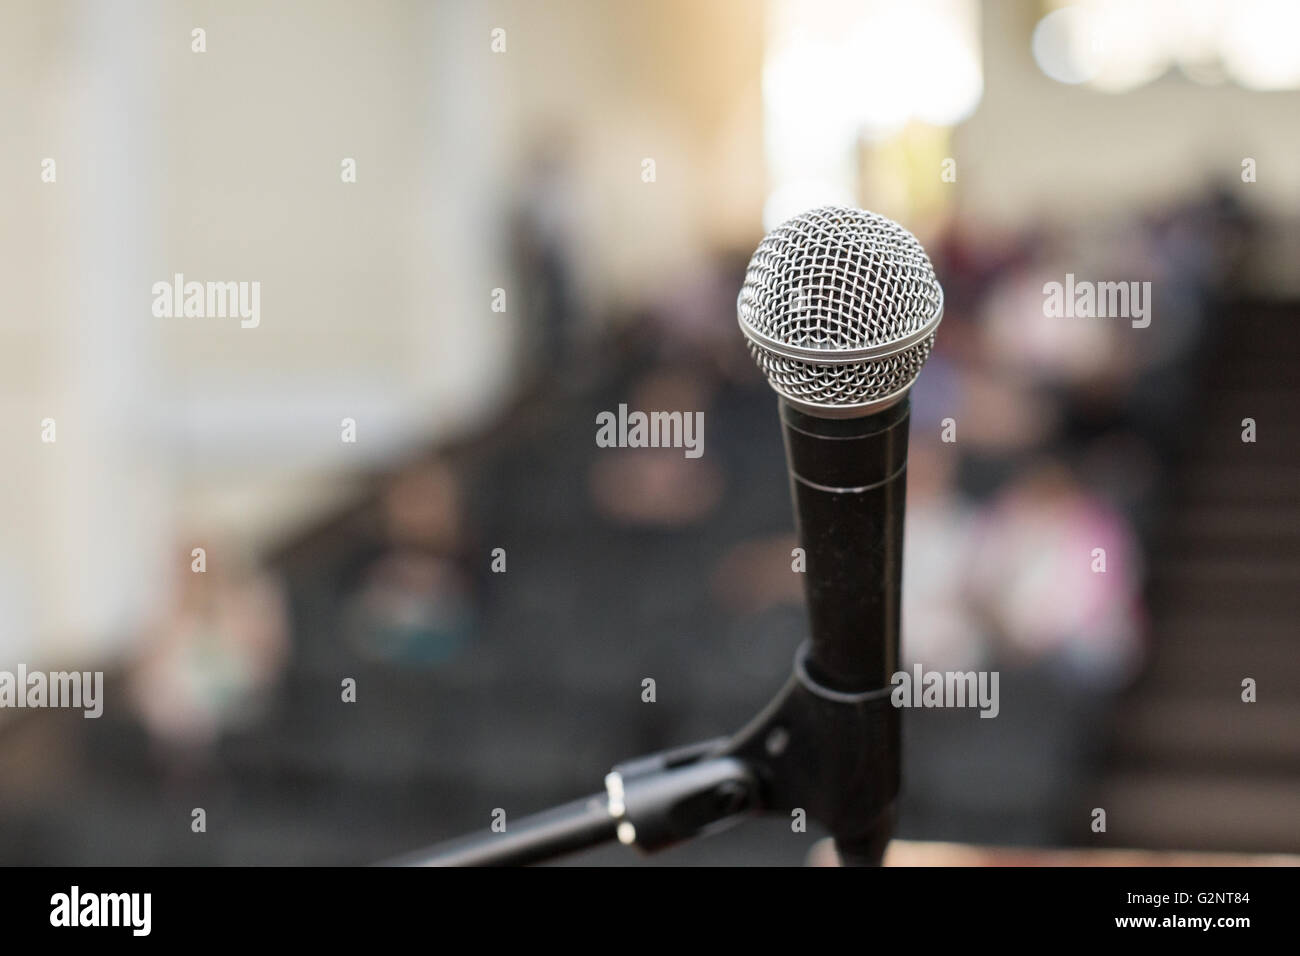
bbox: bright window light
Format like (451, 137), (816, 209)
(763, 0), (982, 228)
(1034, 0), (1300, 92)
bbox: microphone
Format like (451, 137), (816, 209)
(405, 207), (943, 868)
(733, 206), (943, 861)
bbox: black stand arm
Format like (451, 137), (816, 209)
(389, 793), (618, 867)
(394, 740), (757, 866)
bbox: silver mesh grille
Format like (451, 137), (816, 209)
(737, 206), (942, 414)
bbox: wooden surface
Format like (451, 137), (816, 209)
(805, 839), (1300, 867)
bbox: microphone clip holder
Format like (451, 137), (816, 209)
(720, 640), (899, 864)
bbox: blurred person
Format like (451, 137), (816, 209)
(129, 543), (289, 768)
(342, 551), (474, 667)
(587, 367), (724, 527)
(967, 462), (1144, 688)
(343, 460), (476, 665)
(979, 261), (1137, 393)
(510, 129), (592, 387)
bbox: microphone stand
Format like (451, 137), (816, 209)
(392, 641), (898, 867)
(396, 208), (936, 867)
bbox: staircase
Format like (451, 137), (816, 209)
(1095, 301), (1300, 853)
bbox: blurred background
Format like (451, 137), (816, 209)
(0, 0), (1296, 864)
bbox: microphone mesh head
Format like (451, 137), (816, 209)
(738, 206), (943, 416)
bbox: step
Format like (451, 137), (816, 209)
(1093, 772), (1300, 852)
(1109, 698), (1300, 767)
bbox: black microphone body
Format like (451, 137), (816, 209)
(781, 397), (909, 694)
